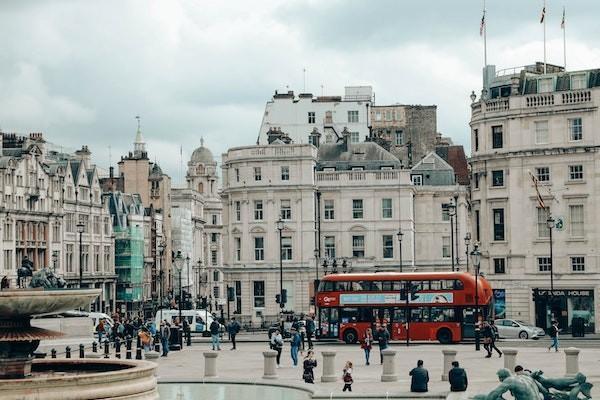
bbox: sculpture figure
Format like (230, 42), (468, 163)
(17, 257), (34, 288)
(29, 267), (67, 289)
(473, 368), (543, 400)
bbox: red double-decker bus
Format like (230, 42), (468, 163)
(316, 272), (493, 344)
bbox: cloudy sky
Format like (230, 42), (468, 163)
(1, 0), (599, 185)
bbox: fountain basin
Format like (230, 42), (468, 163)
(0, 289), (102, 318)
(0, 359), (157, 400)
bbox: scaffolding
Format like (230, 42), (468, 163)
(114, 225), (144, 311)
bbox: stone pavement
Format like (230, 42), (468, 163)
(155, 341), (600, 398)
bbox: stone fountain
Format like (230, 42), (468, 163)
(0, 267), (157, 399)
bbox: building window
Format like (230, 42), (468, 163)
(474, 129), (479, 151)
(280, 199), (291, 220)
(568, 165), (584, 181)
(571, 256), (585, 272)
(535, 120), (549, 144)
(442, 236), (450, 258)
(348, 110), (359, 123)
(254, 237), (264, 261)
(324, 236), (336, 259)
(493, 208), (505, 241)
(104, 246), (111, 273)
(81, 245), (89, 272)
(537, 207), (550, 238)
(66, 244), (74, 273)
(254, 167), (262, 181)
(536, 167), (550, 182)
(211, 233), (218, 243)
(412, 175), (423, 186)
(350, 132), (360, 143)
(352, 199), (363, 219)
(281, 237), (292, 260)
(3, 250), (12, 271)
(571, 74), (587, 90)
(491, 170), (504, 187)
(475, 210), (481, 241)
(324, 200), (334, 220)
(538, 77), (554, 93)
(569, 118), (583, 141)
(65, 213), (74, 233)
(492, 126), (503, 149)
(213, 286), (220, 298)
(4, 221), (12, 240)
(570, 204), (584, 237)
(308, 112), (315, 124)
(235, 237), (241, 261)
(382, 198), (392, 219)
(254, 200), (263, 220)
(212, 215), (218, 225)
(382, 235), (394, 259)
(474, 173), (480, 189)
(395, 130), (403, 145)
(281, 166), (290, 181)
(93, 216), (100, 234)
(213, 270), (220, 282)
(235, 281), (242, 312)
(211, 250), (218, 265)
(538, 257), (551, 272)
(235, 201), (241, 221)
(493, 258), (506, 274)
(94, 245), (100, 272)
(235, 168), (240, 182)
(352, 235), (365, 258)
(375, 111), (382, 121)
(103, 218), (110, 235)
(253, 281), (265, 308)
(441, 203), (450, 221)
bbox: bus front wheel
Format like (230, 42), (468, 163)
(437, 328), (452, 344)
(343, 329), (358, 344)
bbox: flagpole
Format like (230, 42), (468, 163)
(483, 0), (487, 67)
(543, 0), (547, 74)
(563, 7), (567, 70)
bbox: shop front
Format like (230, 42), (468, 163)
(533, 288), (595, 333)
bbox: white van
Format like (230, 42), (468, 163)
(89, 312), (114, 329)
(154, 309), (222, 335)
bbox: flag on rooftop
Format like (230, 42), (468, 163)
(540, 6), (546, 23)
(529, 171), (546, 209)
(480, 11), (485, 36)
(561, 7), (565, 29)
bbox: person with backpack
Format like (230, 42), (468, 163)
(270, 329), (284, 367)
(305, 316), (315, 350)
(548, 320), (560, 352)
(484, 320), (502, 358)
(302, 350), (317, 383)
(160, 320), (171, 357)
(227, 317), (241, 350)
(290, 327), (301, 366)
(342, 361), (354, 392)
(448, 361), (468, 392)
(209, 315), (221, 351)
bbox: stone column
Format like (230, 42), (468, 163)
(381, 349), (398, 382)
(203, 351), (218, 378)
(501, 348), (517, 372)
(262, 351), (278, 379)
(441, 349), (457, 381)
(564, 347), (580, 376)
(321, 351), (336, 382)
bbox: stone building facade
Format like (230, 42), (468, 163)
(469, 63), (600, 333)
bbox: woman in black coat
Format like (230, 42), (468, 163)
(302, 350), (317, 383)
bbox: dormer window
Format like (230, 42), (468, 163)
(571, 73), (587, 90)
(538, 77), (554, 93)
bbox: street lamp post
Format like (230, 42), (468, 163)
(51, 250), (59, 274)
(173, 250), (184, 324)
(397, 230), (404, 273)
(157, 242), (165, 322)
(546, 216), (556, 320)
(185, 255), (190, 309)
(76, 221), (85, 288)
(453, 194), (459, 270)
(464, 233), (471, 273)
(276, 218), (284, 312)
(313, 248), (319, 313)
(447, 202), (456, 272)
(470, 243), (481, 351)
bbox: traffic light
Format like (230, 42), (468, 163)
(227, 287), (235, 302)
(200, 297), (208, 309)
(276, 294), (281, 304)
(281, 289), (288, 304)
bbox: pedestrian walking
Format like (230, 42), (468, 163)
(448, 361), (468, 392)
(96, 319), (105, 344)
(299, 318), (307, 351)
(227, 317), (241, 350)
(342, 361), (354, 392)
(138, 326), (153, 351)
(306, 316), (315, 350)
(209, 315), (221, 351)
(409, 360), (429, 393)
(302, 350), (317, 384)
(548, 320), (560, 352)
(377, 324), (390, 364)
(360, 327), (373, 365)
(484, 320), (502, 358)
(160, 321), (171, 357)
(290, 327), (301, 366)
(270, 329), (284, 367)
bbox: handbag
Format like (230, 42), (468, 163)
(483, 337), (492, 344)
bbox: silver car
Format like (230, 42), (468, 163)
(495, 319), (546, 340)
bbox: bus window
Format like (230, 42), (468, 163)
(349, 281), (362, 291)
(320, 281), (334, 291)
(430, 280), (442, 290)
(410, 307), (429, 322)
(381, 281), (394, 291)
(393, 281), (403, 291)
(334, 282), (349, 291)
(454, 280), (464, 290)
(374, 307), (391, 324)
(412, 281), (423, 291)
(441, 280), (455, 290)
(372, 282), (382, 291)
(358, 281), (372, 291)
(430, 307), (456, 322)
(359, 308), (373, 323)
(340, 308), (359, 323)
(393, 308), (406, 323)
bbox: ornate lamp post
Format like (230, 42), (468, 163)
(313, 248), (319, 312)
(464, 232), (471, 273)
(447, 202), (456, 272)
(157, 242), (165, 322)
(546, 215), (556, 319)
(276, 218), (284, 312)
(173, 250), (184, 324)
(185, 255), (191, 309)
(470, 242), (481, 351)
(76, 221), (85, 288)
(397, 230), (404, 273)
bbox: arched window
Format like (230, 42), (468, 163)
(198, 182), (204, 193)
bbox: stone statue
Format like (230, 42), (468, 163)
(29, 267), (66, 289)
(1, 276), (9, 290)
(473, 368), (543, 400)
(17, 256), (34, 287)
(530, 371), (593, 400)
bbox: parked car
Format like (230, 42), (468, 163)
(154, 309), (224, 336)
(495, 319), (545, 340)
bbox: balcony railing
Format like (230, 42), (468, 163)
(562, 90), (591, 104)
(316, 170), (407, 185)
(485, 98), (510, 112)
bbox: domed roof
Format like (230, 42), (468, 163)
(190, 138), (214, 164)
(149, 163), (163, 176)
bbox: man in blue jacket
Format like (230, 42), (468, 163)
(290, 327), (301, 366)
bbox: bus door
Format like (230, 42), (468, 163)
(319, 308), (339, 339)
(392, 307), (407, 340)
(372, 307), (393, 338)
(461, 307), (476, 339)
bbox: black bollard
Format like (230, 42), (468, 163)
(179, 328), (184, 348)
(186, 329), (191, 347)
(65, 346), (71, 359)
(154, 334), (160, 353)
(115, 337), (121, 359)
(79, 344), (85, 359)
(136, 334), (141, 348)
(126, 335), (132, 351)
(135, 347), (142, 360)
(51, 348), (57, 359)
(92, 341), (98, 353)
(104, 339), (110, 359)
(126, 348), (132, 360)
